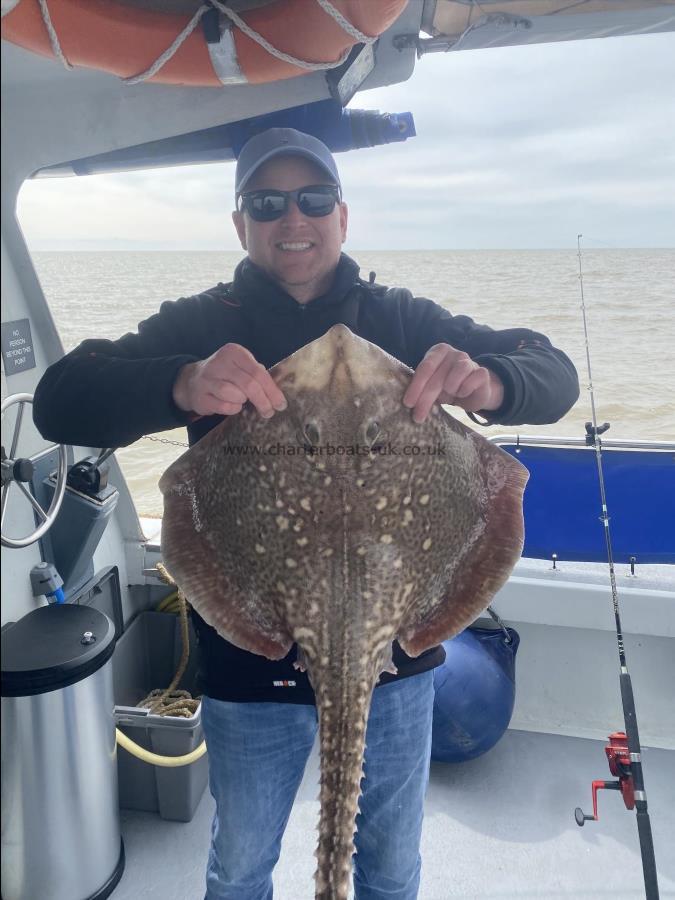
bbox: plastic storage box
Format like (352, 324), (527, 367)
(112, 610), (209, 822)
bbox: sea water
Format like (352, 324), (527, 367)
(26, 249), (674, 516)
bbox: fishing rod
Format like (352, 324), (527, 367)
(573, 235), (659, 899)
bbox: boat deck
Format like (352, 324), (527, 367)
(113, 728), (674, 899)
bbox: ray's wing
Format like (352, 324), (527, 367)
(397, 432), (528, 657)
(159, 415), (294, 660)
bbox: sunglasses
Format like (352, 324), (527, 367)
(237, 184), (341, 222)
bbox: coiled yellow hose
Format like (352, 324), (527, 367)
(115, 727), (207, 767)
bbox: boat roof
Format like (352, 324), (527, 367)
(2, 1), (675, 187)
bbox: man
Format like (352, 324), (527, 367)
(34, 127), (579, 900)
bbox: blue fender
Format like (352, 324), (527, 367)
(431, 625), (520, 763)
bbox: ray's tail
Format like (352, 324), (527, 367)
(313, 677), (374, 900)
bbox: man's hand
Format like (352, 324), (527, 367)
(172, 344), (287, 418)
(403, 343), (504, 424)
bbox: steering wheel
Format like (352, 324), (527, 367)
(1, 393), (68, 549)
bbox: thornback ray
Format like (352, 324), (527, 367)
(159, 324), (529, 900)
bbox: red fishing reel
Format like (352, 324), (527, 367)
(575, 732), (635, 825)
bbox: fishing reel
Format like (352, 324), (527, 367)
(574, 732), (635, 825)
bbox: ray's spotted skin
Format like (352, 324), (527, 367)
(159, 325), (528, 900)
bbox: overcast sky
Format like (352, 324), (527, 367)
(17, 31), (675, 251)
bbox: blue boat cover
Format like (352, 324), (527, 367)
(500, 444), (674, 565)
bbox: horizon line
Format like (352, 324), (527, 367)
(28, 245), (675, 253)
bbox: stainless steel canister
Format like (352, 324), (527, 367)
(1, 603), (124, 900)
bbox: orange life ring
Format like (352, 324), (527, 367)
(1, 0), (408, 87)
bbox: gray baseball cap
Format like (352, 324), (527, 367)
(235, 127), (341, 196)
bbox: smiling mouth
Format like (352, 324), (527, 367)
(277, 241), (314, 252)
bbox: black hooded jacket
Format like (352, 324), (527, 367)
(34, 253), (579, 703)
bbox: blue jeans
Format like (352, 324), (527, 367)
(201, 671), (434, 900)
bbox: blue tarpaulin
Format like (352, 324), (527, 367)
(499, 444), (674, 565)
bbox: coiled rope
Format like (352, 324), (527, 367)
(136, 561), (201, 718)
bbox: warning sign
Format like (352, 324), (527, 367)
(1, 319), (36, 375)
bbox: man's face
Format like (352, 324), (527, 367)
(232, 155), (348, 303)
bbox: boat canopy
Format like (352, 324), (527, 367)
(2, 1), (674, 188)
(422, 0), (675, 52)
